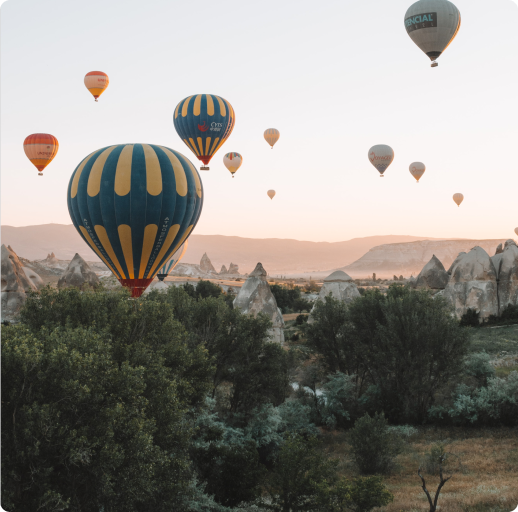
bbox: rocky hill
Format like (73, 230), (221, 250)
(2, 224), (446, 274)
(342, 239), (509, 278)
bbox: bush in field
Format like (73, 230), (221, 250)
(270, 284), (302, 313)
(349, 413), (403, 475)
(460, 307), (481, 327)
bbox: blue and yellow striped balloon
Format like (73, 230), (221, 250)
(157, 240), (188, 281)
(173, 94), (235, 170)
(67, 144), (203, 297)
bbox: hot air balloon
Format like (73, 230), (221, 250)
(23, 134), (59, 176)
(174, 94), (235, 171)
(223, 152), (243, 178)
(84, 71), (109, 101)
(156, 240), (188, 281)
(368, 145), (394, 177)
(67, 144), (203, 297)
(264, 129), (280, 148)
(404, 0), (461, 68)
(267, 190), (276, 200)
(453, 193), (464, 207)
(409, 162), (426, 183)
(514, 227), (518, 237)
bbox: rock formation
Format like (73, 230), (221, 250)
(497, 240), (518, 312)
(200, 253), (216, 273)
(219, 265), (228, 274)
(440, 247), (498, 321)
(228, 263), (239, 275)
(415, 255), (449, 290)
(447, 252), (467, 275)
(22, 266), (44, 289)
(495, 243), (504, 255)
(233, 263), (285, 344)
(44, 252), (60, 265)
(57, 253), (100, 290)
(317, 270), (360, 304)
(1, 244), (38, 321)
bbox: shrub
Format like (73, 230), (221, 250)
(295, 314), (308, 325)
(460, 307), (481, 327)
(464, 351), (495, 386)
(349, 413), (403, 475)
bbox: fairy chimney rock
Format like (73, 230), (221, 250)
(57, 253), (100, 290)
(200, 253), (216, 273)
(415, 255), (449, 290)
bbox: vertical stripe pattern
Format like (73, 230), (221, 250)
(173, 94), (235, 167)
(67, 143), (204, 297)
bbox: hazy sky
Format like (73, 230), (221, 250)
(1, 0), (517, 242)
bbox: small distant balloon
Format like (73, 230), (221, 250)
(23, 133), (59, 176)
(453, 193), (464, 207)
(404, 0), (461, 68)
(368, 145), (394, 177)
(409, 162), (426, 183)
(267, 190), (276, 200)
(515, 227), (518, 236)
(223, 152), (243, 178)
(84, 71), (109, 102)
(264, 129), (280, 149)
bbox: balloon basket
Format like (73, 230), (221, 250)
(200, 166), (209, 171)
(431, 61), (438, 68)
(38, 173), (43, 176)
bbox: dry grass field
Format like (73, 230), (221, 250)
(322, 428), (518, 512)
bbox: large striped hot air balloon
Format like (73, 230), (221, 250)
(84, 71), (109, 101)
(156, 240), (188, 281)
(173, 94), (235, 171)
(67, 144), (203, 297)
(23, 133), (59, 176)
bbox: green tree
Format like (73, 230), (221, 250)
(270, 284), (302, 313)
(1, 323), (203, 512)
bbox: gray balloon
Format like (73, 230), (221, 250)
(404, 0), (461, 67)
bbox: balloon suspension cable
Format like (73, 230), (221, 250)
(95, 98), (98, 102)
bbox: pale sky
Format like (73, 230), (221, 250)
(1, 0), (517, 243)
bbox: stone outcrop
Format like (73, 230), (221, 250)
(447, 252), (466, 275)
(441, 247), (498, 321)
(1, 244), (38, 321)
(415, 255), (449, 290)
(309, 270), (360, 322)
(495, 244), (504, 255)
(318, 270), (360, 303)
(200, 253), (216, 273)
(22, 267), (44, 289)
(233, 263), (285, 344)
(228, 263), (239, 275)
(219, 265), (228, 274)
(43, 252), (59, 265)
(57, 253), (100, 289)
(497, 240), (518, 312)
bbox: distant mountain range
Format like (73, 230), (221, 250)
(2, 223), (446, 274)
(341, 239), (509, 278)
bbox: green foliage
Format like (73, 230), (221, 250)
(1, 322), (201, 512)
(464, 352), (495, 386)
(349, 413), (403, 475)
(293, 298), (312, 313)
(460, 308), (481, 327)
(182, 279), (224, 300)
(295, 314), (308, 325)
(270, 284), (302, 313)
(261, 435), (393, 512)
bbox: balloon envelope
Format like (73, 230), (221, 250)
(404, 0), (461, 66)
(67, 144), (203, 297)
(157, 240), (188, 281)
(264, 129), (280, 148)
(515, 228), (518, 236)
(174, 94), (235, 169)
(84, 71), (109, 101)
(267, 190), (276, 200)
(223, 152), (243, 177)
(409, 162), (426, 182)
(453, 193), (464, 206)
(368, 145), (394, 177)
(23, 133), (59, 176)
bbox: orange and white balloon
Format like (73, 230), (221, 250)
(23, 134), (59, 176)
(267, 190), (276, 200)
(453, 193), (464, 207)
(264, 128), (280, 148)
(84, 71), (109, 102)
(514, 227), (518, 237)
(409, 162), (426, 183)
(223, 152), (243, 178)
